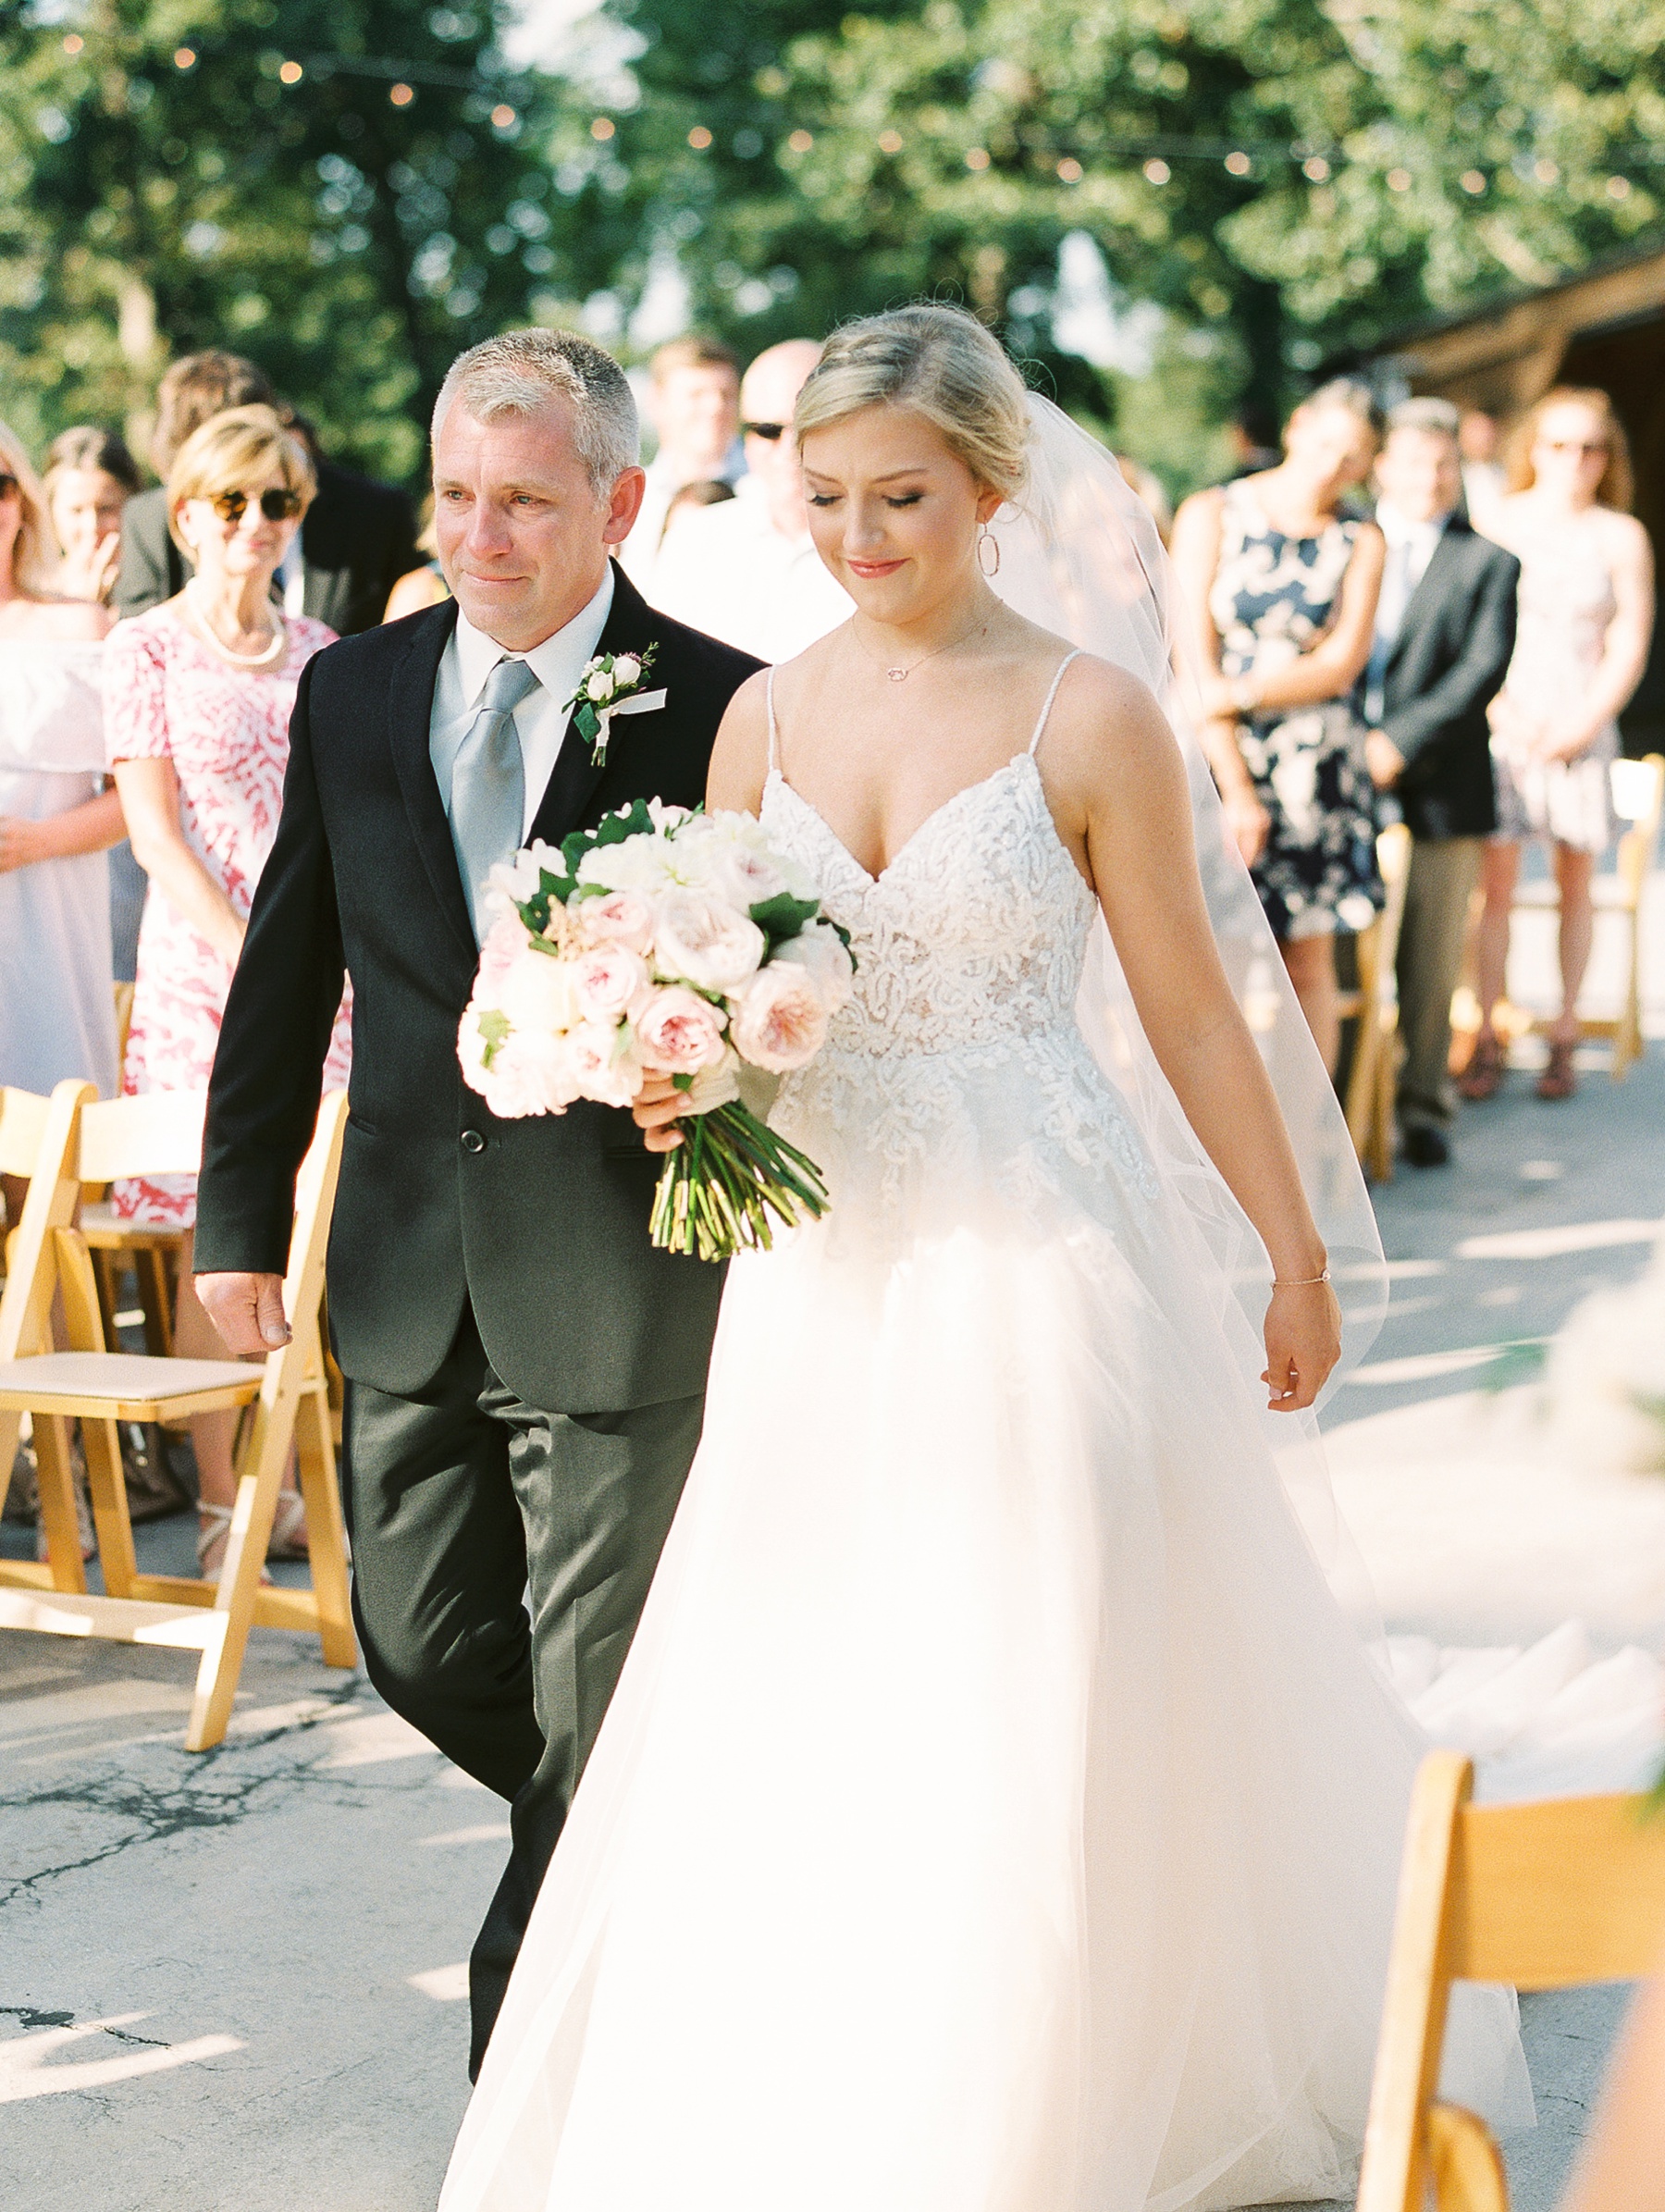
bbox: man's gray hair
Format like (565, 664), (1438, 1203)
(432, 328), (639, 495)
(1387, 396), (1462, 442)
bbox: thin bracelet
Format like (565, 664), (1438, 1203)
(1272, 1267), (1331, 1287)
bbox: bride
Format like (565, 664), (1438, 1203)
(439, 305), (1522, 2210)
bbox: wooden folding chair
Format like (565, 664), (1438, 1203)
(1357, 1749), (1665, 2212)
(0, 1081), (354, 1750)
(1339, 822), (1413, 1183)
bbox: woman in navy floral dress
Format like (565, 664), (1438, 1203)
(1173, 382), (1386, 1074)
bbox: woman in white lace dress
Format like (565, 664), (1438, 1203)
(440, 309), (1524, 2212)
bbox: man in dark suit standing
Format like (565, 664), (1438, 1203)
(191, 330), (760, 2073)
(1363, 398), (1521, 1166)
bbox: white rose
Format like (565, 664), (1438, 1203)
(730, 961), (830, 1072)
(471, 1029), (582, 1119)
(497, 946), (582, 1035)
(577, 834), (677, 895)
(563, 1019), (643, 1109)
(612, 652), (643, 687)
(652, 893), (766, 993)
(774, 921), (855, 1012)
(586, 667), (614, 702)
(648, 798), (695, 834)
(710, 843), (789, 910)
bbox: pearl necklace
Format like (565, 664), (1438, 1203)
(184, 581), (286, 669)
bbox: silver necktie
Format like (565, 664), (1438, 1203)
(448, 656), (540, 942)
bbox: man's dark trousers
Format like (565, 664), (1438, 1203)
(341, 1306), (703, 2077)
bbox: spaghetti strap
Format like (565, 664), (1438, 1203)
(765, 666), (780, 772)
(1028, 650), (1082, 758)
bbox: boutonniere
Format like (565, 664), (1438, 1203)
(561, 646), (668, 767)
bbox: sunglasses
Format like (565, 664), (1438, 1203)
(742, 421), (789, 442)
(0, 473), (18, 501)
(205, 487), (304, 525)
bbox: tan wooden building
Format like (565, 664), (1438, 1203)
(1366, 240), (1665, 748)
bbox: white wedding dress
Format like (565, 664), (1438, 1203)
(439, 658), (1528, 2212)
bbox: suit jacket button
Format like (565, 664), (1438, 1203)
(460, 1129), (486, 1154)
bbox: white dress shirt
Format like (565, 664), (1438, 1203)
(428, 565), (614, 841)
(1363, 502), (1451, 724)
(619, 446), (748, 592)
(651, 477), (853, 663)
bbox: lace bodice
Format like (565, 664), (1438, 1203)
(759, 661), (1160, 1247)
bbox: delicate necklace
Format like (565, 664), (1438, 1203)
(850, 611), (986, 684)
(184, 581), (285, 669)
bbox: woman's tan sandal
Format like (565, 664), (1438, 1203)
(266, 1490), (311, 1562)
(1457, 1032), (1504, 1102)
(1536, 1039), (1578, 1100)
(196, 1503), (274, 1587)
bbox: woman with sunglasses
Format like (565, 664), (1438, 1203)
(106, 404), (352, 1579)
(1462, 387), (1654, 1101)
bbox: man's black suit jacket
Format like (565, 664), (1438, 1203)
(113, 462), (422, 636)
(194, 567), (763, 1411)
(1375, 512), (1521, 842)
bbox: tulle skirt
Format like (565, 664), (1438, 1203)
(440, 1137), (1525, 2211)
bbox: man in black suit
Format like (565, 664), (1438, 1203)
(1363, 398), (1521, 1166)
(192, 329), (760, 2072)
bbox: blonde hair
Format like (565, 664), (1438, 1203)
(0, 419), (59, 594)
(795, 304), (1031, 504)
(432, 327), (639, 497)
(1507, 386), (1634, 512)
(166, 404), (316, 551)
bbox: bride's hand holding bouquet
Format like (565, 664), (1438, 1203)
(458, 797), (853, 1260)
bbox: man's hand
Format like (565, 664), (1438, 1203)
(1365, 730), (1405, 790)
(195, 1271), (290, 1354)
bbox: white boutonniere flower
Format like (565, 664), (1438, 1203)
(562, 646), (667, 766)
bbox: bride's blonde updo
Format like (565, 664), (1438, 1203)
(794, 304), (1030, 504)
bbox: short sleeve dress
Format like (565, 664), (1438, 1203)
(1209, 484), (1384, 942)
(0, 637), (118, 1096)
(104, 601), (352, 1225)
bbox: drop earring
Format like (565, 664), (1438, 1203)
(977, 525), (1001, 578)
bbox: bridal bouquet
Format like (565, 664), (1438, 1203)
(458, 798), (853, 1260)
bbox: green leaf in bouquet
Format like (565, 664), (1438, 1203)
(592, 797), (655, 847)
(748, 891), (821, 959)
(475, 1008), (512, 1068)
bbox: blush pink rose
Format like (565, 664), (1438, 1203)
(562, 1019), (643, 1109)
(635, 986), (729, 1074)
(574, 888), (655, 955)
(475, 914), (526, 998)
(730, 962), (830, 1072)
(572, 942), (650, 1024)
(652, 893), (765, 993)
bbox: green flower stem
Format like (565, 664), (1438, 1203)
(649, 1099), (830, 1261)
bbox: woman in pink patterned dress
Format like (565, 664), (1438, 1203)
(106, 405), (351, 1578)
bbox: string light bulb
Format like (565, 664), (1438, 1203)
(1056, 156), (1083, 183)
(491, 104), (516, 130)
(389, 81), (414, 107)
(591, 117), (615, 140)
(1460, 169), (1486, 194)
(787, 130), (813, 154)
(1225, 150), (1251, 176)
(173, 46), (196, 69)
(1387, 167), (1412, 192)
(1143, 157), (1170, 184)
(965, 146), (991, 170)
(62, 31), (82, 53)
(278, 59), (303, 84)
(688, 125), (713, 150)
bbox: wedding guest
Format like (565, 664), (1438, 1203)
(0, 422), (120, 1189)
(43, 426), (142, 606)
(660, 476), (736, 540)
(1459, 407), (1507, 534)
(106, 405), (351, 1578)
(276, 407), (424, 635)
(1462, 388), (1654, 1103)
(113, 350), (278, 621)
(618, 335), (744, 588)
(110, 352), (278, 983)
(1172, 379), (1387, 1074)
(384, 497), (450, 620)
(1224, 400), (1282, 481)
(652, 339), (853, 661)
(1362, 399), (1520, 1167)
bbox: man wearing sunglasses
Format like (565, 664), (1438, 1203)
(652, 338), (854, 662)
